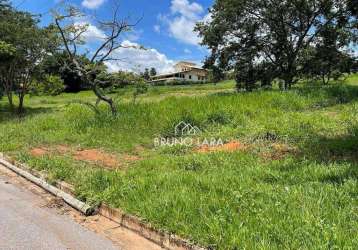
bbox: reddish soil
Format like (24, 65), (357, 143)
(29, 146), (123, 169)
(74, 149), (119, 168)
(29, 148), (49, 157)
(197, 140), (247, 153)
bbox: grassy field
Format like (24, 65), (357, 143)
(0, 78), (357, 249)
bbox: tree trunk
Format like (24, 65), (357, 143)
(284, 79), (292, 90)
(6, 91), (14, 110)
(92, 83), (117, 115)
(17, 90), (25, 114)
(283, 73), (294, 90)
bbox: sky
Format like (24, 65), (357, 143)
(11, 0), (214, 74)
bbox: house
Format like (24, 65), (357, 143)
(150, 61), (208, 84)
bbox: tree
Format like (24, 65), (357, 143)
(149, 67), (157, 77)
(302, 47), (354, 84)
(30, 75), (65, 96)
(0, 41), (16, 108)
(196, 0), (358, 90)
(143, 68), (150, 80)
(133, 79), (148, 103)
(353, 57), (358, 73)
(300, 23), (356, 84)
(0, 0), (54, 112)
(40, 51), (92, 92)
(53, 4), (142, 115)
(207, 65), (224, 83)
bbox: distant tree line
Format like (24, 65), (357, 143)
(142, 67), (157, 80)
(0, 0), (154, 114)
(196, 0), (358, 91)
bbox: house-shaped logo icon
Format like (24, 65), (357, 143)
(174, 121), (202, 136)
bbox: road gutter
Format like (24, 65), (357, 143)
(0, 156), (95, 216)
(0, 153), (206, 250)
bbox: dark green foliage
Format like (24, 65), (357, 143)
(300, 24), (356, 84)
(30, 75), (65, 96)
(40, 52), (92, 92)
(196, 0), (358, 90)
(207, 65), (224, 83)
(235, 61), (275, 91)
(150, 67), (157, 77)
(0, 1), (54, 112)
(133, 79), (148, 103)
(0, 41), (15, 62)
(143, 68), (150, 80)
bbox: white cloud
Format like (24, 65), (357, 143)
(80, 23), (106, 42)
(82, 0), (106, 9)
(170, 0), (203, 19)
(184, 48), (191, 54)
(104, 40), (175, 74)
(71, 22), (174, 74)
(168, 16), (201, 45)
(158, 0), (209, 46)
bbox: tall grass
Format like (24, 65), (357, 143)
(0, 79), (357, 249)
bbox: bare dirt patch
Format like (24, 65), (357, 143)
(30, 148), (49, 157)
(74, 149), (119, 168)
(29, 145), (142, 169)
(197, 140), (247, 153)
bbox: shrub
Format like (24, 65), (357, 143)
(30, 75), (65, 96)
(133, 80), (148, 103)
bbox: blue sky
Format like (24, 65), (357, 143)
(12, 0), (214, 73)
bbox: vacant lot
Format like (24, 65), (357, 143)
(1, 79), (357, 249)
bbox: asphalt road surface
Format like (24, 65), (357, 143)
(0, 167), (162, 250)
(0, 173), (121, 250)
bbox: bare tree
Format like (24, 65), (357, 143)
(53, 3), (142, 115)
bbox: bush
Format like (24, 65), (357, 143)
(30, 75), (65, 96)
(133, 80), (148, 103)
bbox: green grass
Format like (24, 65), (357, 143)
(0, 76), (357, 249)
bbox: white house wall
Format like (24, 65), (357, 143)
(183, 72), (199, 81)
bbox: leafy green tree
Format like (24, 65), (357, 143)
(300, 23), (356, 84)
(30, 75), (65, 96)
(196, 0), (358, 90)
(207, 65), (224, 83)
(110, 71), (144, 89)
(133, 79), (148, 103)
(150, 67), (157, 77)
(143, 68), (150, 80)
(0, 40), (16, 108)
(0, 1), (54, 112)
(40, 51), (92, 92)
(353, 58), (358, 73)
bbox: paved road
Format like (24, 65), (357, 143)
(0, 173), (120, 250)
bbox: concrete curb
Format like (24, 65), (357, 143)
(98, 204), (206, 250)
(0, 154), (95, 216)
(0, 153), (206, 250)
